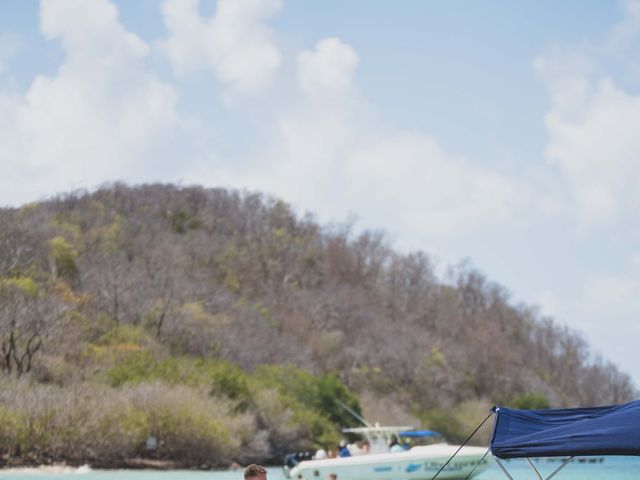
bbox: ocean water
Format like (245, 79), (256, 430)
(475, 456), (640, 479)
(0, 458), (638, 480)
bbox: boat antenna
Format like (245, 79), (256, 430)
(336, 399), (373, 427)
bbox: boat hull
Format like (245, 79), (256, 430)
(287, 445), (490, 480)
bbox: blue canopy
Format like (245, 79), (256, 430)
(398, 430), (442, 438)
(490, 400), (640, 459)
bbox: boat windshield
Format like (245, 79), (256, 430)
(342, 424), (442, 454)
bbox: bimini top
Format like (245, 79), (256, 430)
(490, 400), (640, 459)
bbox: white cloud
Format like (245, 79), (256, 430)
(193, 37), (529, 238)
(0, 2), (535, 240)
(540, 72), (640, 224)
(585, 272), (638, 308)
(537, 2), (640, 225)
(159, 0), (282, 96)
(297, 37), (358, 98)
(522, 1), (640, 383)
(0, 0), (194, 206)
(279, 39), (528, 237)
(0, 32), (23, 73)
(607, 0), (640, 74)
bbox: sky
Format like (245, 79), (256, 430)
(1, 0), (640, 384)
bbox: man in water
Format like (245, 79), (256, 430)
(327, 474), (338, 480)
(244, 464), (268, 480)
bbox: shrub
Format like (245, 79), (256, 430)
(48, 236), (78, 281)
(511, 392), (550, 410)
(0, 381), (261, 466)
(250, 365), (361, 455)
(106, 351), (156, 387)
(253, 365), (361, 426)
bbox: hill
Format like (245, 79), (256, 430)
(0, 183), (634, 467)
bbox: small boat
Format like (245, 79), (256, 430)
(284, 424), (490, 480)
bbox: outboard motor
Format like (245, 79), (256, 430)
(283, 451), (315, 477)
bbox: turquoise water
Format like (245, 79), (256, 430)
(0, 458), (639, 480)
(476, 457), (640, 479)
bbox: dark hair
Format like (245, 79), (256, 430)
(244, 464), (267, 479)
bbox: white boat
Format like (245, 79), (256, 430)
(285, 425), (490, 480)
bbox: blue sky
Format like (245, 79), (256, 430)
(1, 0), (640, 385)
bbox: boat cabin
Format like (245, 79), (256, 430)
(343, 424), (442, 454)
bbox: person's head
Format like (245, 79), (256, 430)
(244, 464), (267, 480)
(327, 474), (338, 480)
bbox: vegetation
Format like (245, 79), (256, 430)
(0, 183), (635, 467)
(511, 392), (551, 410)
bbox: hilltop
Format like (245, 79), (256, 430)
(0, 183), (634, 467)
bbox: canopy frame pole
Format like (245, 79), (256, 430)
(505, 457), (574, 480)
(497, 456), (574, 480)
(462, 448), (491, 480)
(429, 412), (494, 480)
(545, 457), (574, 480)
(527, 458), (544, 480)
(494, 458), (514, 480)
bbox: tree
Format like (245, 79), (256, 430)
(512, 392), (550, 410)
(0, 278), (63, 376)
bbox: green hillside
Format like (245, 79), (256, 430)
(0, 183), (634, 467)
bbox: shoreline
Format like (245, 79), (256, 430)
(0, 458), (258, 474)
(0, 459), (247, 472)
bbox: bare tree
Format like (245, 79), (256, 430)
(0, 279), (64, 376)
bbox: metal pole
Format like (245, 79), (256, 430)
(494, 458), (514, 480)
(526, 458), (544, 480)
(430, 413), (494, 480)
(545, 457), (574, 480)
(462, 448), (491, 480)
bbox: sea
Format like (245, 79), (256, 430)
(0, 457), (639, 480)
